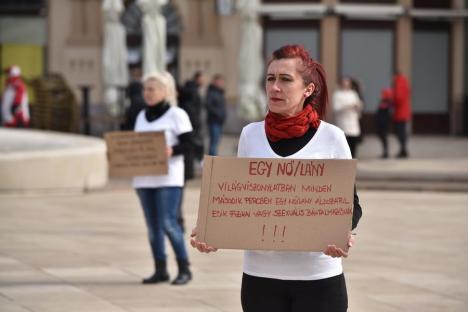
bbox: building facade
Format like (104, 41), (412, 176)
(1, 0), (467, 134)
(260, 0), (466, 135)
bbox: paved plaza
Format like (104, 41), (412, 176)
(1, 133), (468, 311)
(1, 184), (468, 311)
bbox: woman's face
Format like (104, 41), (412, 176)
(143, 79), (166, 106)
(341, 77), (352, 90)
(266, 58), (315, 117)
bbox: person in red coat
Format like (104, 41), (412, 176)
(1, 65), (30, 127)
(392, 72), (411, 158)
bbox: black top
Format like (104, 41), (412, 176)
(205, 84), (226, 124)
(267, 125), (362, 230)
(268, 127), (317, 157)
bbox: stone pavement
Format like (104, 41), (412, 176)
(1, 133), (468, 311)
(1, 185), (468, 311)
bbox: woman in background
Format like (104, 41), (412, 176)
(332, 76), (362, 158)
(134, 72), (193, 285)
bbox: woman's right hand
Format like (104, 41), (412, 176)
(190, 228), (218, 253)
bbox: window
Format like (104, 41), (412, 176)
(262, 0), (320, 3)
(413, 0), (451, 9)
(0, 0), (45, 15)
(339, 0), (396, 3)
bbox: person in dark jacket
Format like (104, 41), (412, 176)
(376, 88), (393, 159)
(178, 71), (205, 179)
(205, 74), (226, 156)
(121, 67), (145, 130)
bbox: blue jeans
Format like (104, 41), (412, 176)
(136, 187), (189, 262)
(208, 122), (223, 156)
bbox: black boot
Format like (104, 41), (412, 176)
(171, 259), (192, 285)
(142, 260), (170, 284)
(396, 150), (408, 158)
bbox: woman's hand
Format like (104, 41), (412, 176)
(166, 146), (173, 158)
(324, 232), (356, 258)
(190, 228), (218, 253)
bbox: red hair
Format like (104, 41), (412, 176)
(269, 45), (328, 119)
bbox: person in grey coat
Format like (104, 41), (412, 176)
(205, 74), (226, 156)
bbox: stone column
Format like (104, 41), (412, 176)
(321, 0), (339, 121)
(451, 0), (465, 135)
(396, 0), (412, 79)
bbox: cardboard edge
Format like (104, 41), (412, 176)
(196, 155), (214, 242)
(344, 159), (358, 252)
(103, 132), (116, 176)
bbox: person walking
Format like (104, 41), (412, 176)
(392, 72), (412, 158)
(191, 44), (363, 312)
(332, 76), (362, 158)
(133, 72), (193, 285)
(376, 88), (393, 159)
(205, 74), (227, 156)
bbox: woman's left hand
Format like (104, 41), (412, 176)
(166, 146), (173, 158)
(324, 231), (356, 258)
(190, 228), (218, 253)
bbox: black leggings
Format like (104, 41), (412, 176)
(345, 136), (359, 158)
(394, 121), (408, 154)
(241, 273), (348, 312)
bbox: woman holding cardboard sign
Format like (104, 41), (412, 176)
(134, 72), (193, 285)
(191, 45), (362, 311)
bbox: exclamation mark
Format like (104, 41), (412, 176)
(261, 224), (266, 242)
(281, 226), (286, 242)
(273, 225), (277, 242)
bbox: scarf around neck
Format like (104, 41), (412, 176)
(145, 100), (170, 122)
(265, 104), (320, 142)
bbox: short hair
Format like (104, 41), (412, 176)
(142, 72), (167, 90)
(193, 71), (203, 80)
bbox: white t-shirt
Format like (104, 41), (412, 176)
(237, 120), (352, 280)
(133, 106), (192, 188)
(332, 89), (362, 137)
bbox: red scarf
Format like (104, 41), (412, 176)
(265, 104), (320, 142)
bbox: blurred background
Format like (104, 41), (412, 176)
(1, 0), (467, 136)
(1, 1), (468, 312)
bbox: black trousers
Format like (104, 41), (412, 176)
(241, 273), (348, 312)
(394, 121), (408, 155)
(376, 111), (390, 157)
(345, 136), (359, 158)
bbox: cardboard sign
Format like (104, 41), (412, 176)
(196, 156), (357, 252)
(104, 131), (168, 177)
